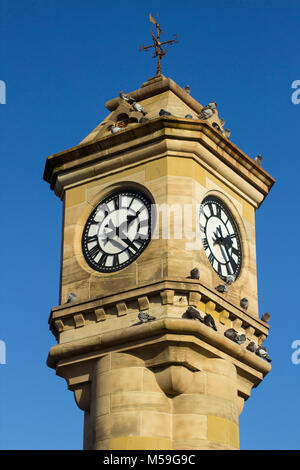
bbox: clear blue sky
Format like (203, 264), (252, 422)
(1, 0), (299, 450)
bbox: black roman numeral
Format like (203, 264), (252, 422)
(88, 244), (101, 259)
(98, 253), (108, 266)
(202, 237), (209, 250)
(208, 252), (214, 265)
(231, 247), (239, 257)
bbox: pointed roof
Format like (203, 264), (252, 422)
(79, 74), (225, 144)
(43, 75), (275, 204)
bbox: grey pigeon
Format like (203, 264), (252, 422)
(216, 284), (228, 294)
(256, 346), (272, 362)
(204, 314), (217, 331)
(138, 311), (155, 323)
(261, 312), (271, 323)
(219, 118), (225, 127)
(66, 292), (77, 303)
(198, 102), (217, 120)
(119, 91), (135, 104)
(185, 114), (193, 119)
(190, 268), (200, 280)
(139, 117), (149, 124)
(110, 124), (123, 134)
(224, 129), (231, 138)
(240, 298), (248, 310)
(183, 85), (191, 94)
(211, 122), (222, 132)
(131, 101), (147, 116)
(159, 109), (172, 116)
(254, 154), (263, 166)
(224, 328), (246, 345)
(185, 306), (204, 322)
(246, 341), (257, 353)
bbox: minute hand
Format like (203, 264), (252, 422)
(118, 230), (139, 253)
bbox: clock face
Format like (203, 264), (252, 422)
(199, 196), (242, 281)
(82, 190), (152, 273)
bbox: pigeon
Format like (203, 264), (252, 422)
(246, 341), (257, 353)
(219, 118), (226, 127)
(204, 314), (217, 331)
(216, 284), (228, 294)
(139, 117), (149, 124)
(240, 298), (249, 310)
(224, 328), (246, 344)
(119, 91), (135, 104)
(198, 102), (217, 120)
(159, 109), (172, 116)
(225, 275), (235, 285)
(261, 312), (271, 323)
(254, 154), (263, 165)
(256, 346), (272, 362)
(184, 306), (204, 322)
(185, 114), (193, 119)
(131, 101), (147, 115)
(183, 85), (191, 94)
(110, 124), (123, 134)
(66, 292), (77, 303)
(190, 268), (200, 280)
(138, 311), (156, 323)
(212, 122), (223, 133)
(224, 129), (231, 138)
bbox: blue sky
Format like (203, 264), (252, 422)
(0, 0), (300, 450)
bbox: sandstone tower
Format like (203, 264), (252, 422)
(44, 74), (274, 450)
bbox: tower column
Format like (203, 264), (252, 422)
(89, 353), (172, 450)
(85, 353), (240, 450)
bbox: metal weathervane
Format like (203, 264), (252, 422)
(140, 13), (178, 76)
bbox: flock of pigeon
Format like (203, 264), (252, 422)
(109, 88), (263, 167)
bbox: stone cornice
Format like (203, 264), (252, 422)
(43, 117), (275, 205)
(47, 316), (271, 380)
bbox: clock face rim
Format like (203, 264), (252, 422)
(81, 189), (152, 273)
(199, 195), (242, 282)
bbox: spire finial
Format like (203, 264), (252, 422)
(139, 13), (178, 76)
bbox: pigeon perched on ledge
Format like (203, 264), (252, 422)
(131, 101), (147, 116)
(184, 306), (204, 322)
(203, 313), (217, 331)
(159, 109), (173, 116)
(246, 341), (258, 353)
(240, 298), (249, 310)
(256, 346), (272, 362)
(261, 312), (271, 323)
(110, 124), (123, 134)
(198, 102), (217, 120)
(66, 292), (77, 303)
(216, 284), (228, 294)
(119, 91), (135, 104)
(254, 154), (263, 166)
(138, 311), (156, 323)
(224, 328), (246, 345)
(190, 268), (200, 280)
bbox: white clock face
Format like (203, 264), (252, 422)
(199, 196), (242, 281)
(82, 190), (152, 272)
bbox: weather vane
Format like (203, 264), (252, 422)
(140, 13), (178, 76)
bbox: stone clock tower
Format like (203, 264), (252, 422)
(44, 74), (274, 450)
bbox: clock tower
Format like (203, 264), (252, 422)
(44, 74), (274, 450)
